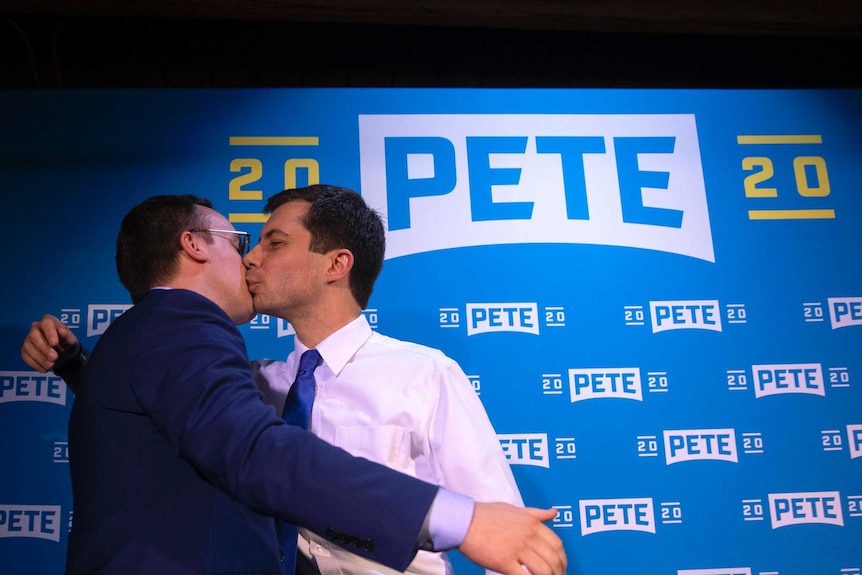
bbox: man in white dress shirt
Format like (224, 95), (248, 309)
(243, 184), (524, 575)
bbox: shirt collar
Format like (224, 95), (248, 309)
(292, 314), (372, 377)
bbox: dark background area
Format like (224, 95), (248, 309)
(1, 0), (861, 89)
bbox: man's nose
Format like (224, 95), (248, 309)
(243, 244), (260, 268)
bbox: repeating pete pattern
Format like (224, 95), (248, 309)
(0, 88), (860, 575)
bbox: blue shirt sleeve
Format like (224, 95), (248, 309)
(425, 488), (474, 551)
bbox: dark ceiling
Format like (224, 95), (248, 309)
(5, 0), (862, 37)
(2, 1), (861, 89)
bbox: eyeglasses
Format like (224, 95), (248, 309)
(190, 228), (251, 256)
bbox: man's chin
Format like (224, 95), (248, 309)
(251, 296), (271, 317)
(231, 297), (256, 325)
(233, 308), (256, 326)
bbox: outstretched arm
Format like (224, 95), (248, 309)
(22, 314), (568, 574)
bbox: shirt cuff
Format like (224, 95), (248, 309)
(423, 488), (474, 552)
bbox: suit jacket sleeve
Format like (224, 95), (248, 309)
(127, 290), (439, 571)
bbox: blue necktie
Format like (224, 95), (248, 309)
(279, 349), (322, 574)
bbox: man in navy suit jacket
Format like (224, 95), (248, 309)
(22, 195), (566, 575)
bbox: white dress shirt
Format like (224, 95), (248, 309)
(253, 315), (523, 575)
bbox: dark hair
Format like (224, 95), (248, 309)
(116, 195), (213, 303)
(264, 184), (384, 309)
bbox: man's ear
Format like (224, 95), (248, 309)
(326, 248), (354, 282)
(179, 230), (209, 263)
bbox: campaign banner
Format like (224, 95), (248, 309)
(1, 89), (861, 575)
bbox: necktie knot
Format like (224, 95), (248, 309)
(297, 348), (322, 375)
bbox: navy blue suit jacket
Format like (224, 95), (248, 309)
(67, 289), (438, 574)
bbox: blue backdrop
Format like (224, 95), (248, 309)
(1, 89), (860, 575)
